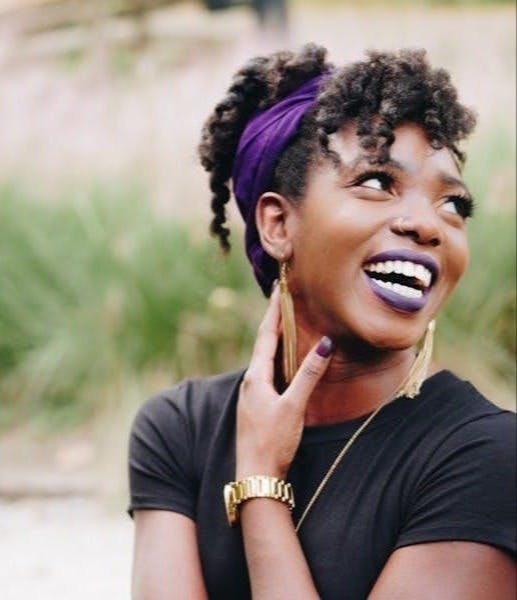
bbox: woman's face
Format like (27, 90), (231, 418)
(288, 122), (472, 350)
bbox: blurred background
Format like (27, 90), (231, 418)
(0, 0), (515, 597)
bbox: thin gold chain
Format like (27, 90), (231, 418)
(294, 388), (400, 533)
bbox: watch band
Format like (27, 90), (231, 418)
(224, 475), (295, 526)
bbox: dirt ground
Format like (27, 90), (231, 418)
(0, 2), (515, 598)
(1, 498), (132, 600)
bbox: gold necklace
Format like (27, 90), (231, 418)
(293, 320), (435, 532)
(294, 384), (405, 533)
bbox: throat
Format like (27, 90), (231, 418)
(303, 349), (416, 427)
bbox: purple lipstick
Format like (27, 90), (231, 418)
(362, 249), (439, 313)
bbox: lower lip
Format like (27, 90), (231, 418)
(363, 272), (429, 313)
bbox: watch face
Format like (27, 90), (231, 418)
(224, 483), (237, 526)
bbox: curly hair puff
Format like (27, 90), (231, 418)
(198, 44), (476, 252)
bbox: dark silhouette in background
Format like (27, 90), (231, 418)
(204, 0), (288, 30)
(0, 0), (289, 36)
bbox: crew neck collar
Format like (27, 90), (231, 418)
(300, 369), (460, 445)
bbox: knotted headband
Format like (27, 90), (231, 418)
(231, 73), (329, 296)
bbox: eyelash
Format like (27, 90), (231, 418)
(351, 170), (475, 219)
(352, 170), (396, 191)
(444, 195), (475, 219)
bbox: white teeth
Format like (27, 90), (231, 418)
(402, 261), (415, 277)
(415, 264), (432, 287)
(372, 279), (423, 298)
(364, 259), (433, 288)
(393, 283), (423, 298)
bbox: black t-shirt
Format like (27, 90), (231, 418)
(128, 369), (516, 599)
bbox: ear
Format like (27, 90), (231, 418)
(255, 192), (295, 261)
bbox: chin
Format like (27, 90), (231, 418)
(341, 316), (427, 353)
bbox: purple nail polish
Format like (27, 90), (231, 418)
(316, 336), (334, 358)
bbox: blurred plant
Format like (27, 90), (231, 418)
(0, 160), (515, 428)
(438, 210), (516, 381)
(0, 181), (259, 428)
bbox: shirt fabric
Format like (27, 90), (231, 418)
(128, 369), (516, 599)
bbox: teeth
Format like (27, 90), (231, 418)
(364, 259), (433, 288)
(392, 283), (423, 298)
(402, 261), (415, 277)
(372, 279), (423, 298)
(415, 264), (432, 287)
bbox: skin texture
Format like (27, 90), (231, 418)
(131, 124), (515, 599)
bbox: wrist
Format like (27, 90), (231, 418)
(236, 464), (286, 481)
(223, 475), (295, 526)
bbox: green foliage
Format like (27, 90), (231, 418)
(439, 211), (516, 380)
(0, 182), (259, 428)
(0, 161), (515, 427)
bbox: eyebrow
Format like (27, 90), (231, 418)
(343, 155), (407, 172)
(438, 172), (471, 196)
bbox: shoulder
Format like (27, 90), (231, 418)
(416, 370), (515, 499)
(406, 370), (516, 502)
(131, 368), (246, 442)
(397, 372), (516, 556)
(128, 368), (246, 515)
(417, 369), (515, 440)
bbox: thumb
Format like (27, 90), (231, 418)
(283, 336), (334, 408)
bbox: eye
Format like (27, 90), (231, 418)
(353, 171), (394, 192)
(442, 195), (474, 219)
(361, 177), (384, 190)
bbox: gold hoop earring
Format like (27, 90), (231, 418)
(396, 320), (435, 399)
(279, 261), (297, 383)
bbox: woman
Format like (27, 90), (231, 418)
(129, 45), (516, 599)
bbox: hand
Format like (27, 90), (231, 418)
(235, 285), (334, 481)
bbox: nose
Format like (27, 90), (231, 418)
(390, 207), (443, 247)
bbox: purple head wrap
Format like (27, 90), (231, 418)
(231, 74), (328, 296)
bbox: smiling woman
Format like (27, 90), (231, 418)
(128, 45), (516, 599)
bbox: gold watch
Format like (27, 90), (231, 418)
(223, 475), (295, 526)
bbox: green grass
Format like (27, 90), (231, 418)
(0, 126), (515, 428)
(0, 181), (260, 428)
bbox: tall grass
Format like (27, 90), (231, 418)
(0, 182), (259, 428)
(0, 166), (515, 428)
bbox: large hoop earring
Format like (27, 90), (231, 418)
(396, 320), (435, 399)
(279, 261), (297, 383)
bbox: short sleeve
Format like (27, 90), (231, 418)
(128, 382), (197, 520)
(396, 411), (516, 557)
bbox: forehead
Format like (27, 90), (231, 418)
(330, 121), (462, 178)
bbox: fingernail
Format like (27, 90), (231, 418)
(271, 279), (279, 292)
(316, 336), (334, 358)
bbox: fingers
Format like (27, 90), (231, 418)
(248, 283), (281, 381)
(283, 336), (334, 409)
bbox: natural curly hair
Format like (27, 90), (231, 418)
(198, 43), (476, 252)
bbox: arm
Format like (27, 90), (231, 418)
(234, 285), (334, 598)
(369, 541), (515, 599)
(132, 510), (208, 600)
(370, 405), (516, 598)
(128, 383), (209, 599)
(240, 500), (319, 600)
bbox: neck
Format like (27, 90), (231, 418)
(278, 324), (418, 427)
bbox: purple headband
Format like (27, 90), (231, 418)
(232, 73), (328, 296)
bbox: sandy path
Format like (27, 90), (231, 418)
(1, 498), (132, 600)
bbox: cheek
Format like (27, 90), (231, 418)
(446, 231), (469, 286)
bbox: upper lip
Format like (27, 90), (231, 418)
(362, 249), (440, 284)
